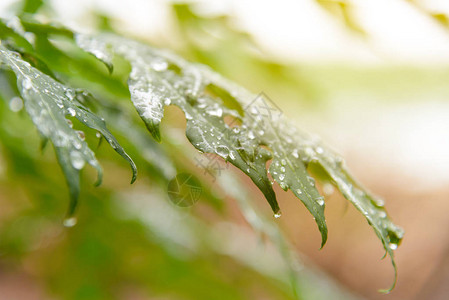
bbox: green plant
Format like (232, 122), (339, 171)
(0, 3), (403, 296)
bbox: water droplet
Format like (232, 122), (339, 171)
(63, 217), (77, 227)
(151, 60), (168, 71)
(281, 159), (286, 165)
(280, 167), (285, 172)
(9, 97), (23, 112)
(323, 183), (334, 196)
(292, 150), (299, 158)
(23, 78), (32, 90)
(229, 151), (236, 160)
(207, 107), (223, 117)
(308, 176), (316, 187)
(73, 140), (82, 150)
(64, 89), (76, 100)
(77, 131), (85, 141)
(279, 174), (285, 180)
(70, 151), (85, 169)
(96, 132), (101, 138)
(216, 145), (229, 158)
(274, 212), (282, 218)
(248, 131), (255, 139)
(296, 189), (302, 195)
(67, 107), (76, 117)
(379, 211), (387, 218)
(388, 243), (398, 250)
(316, 196), (325, 206)
(316, 146), (324, 154)
(66, 119), (73, 128)
(372, 197), (385, 207)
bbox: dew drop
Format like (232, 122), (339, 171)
(388, 243), (398, 250)
(96, 132), (102, 138)
(229, 151), (236, 160)
(316, 196), (325, 206)
(279, 174), (285, 181)
(323, 183), (334, 196)
(9, 97), (23, 112)
(292, 150), (299, 159)
(379, 211), (387, 218)
(77, 131), (86, 141)
(216, 145), (229, 158)
(63, 217), (77, 227)
(296, 189), (302, 195)
(23, 78), (32, 90)
(151, 60), (168, 71)
(70, 151), (85, 169)
(316, 147), (324, 154)
(274, 212), (282, 218)
(207, 107), (223, 117)
(64, 89), (76, 100)
(67, 107), (76, 117)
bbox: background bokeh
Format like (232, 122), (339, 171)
(1, 0), (449, 299)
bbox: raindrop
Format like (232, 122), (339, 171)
(316, 196), (325, 206)
(76, 131), (86, 141)
(279, 174), (285, 181)
(296, 189), (302, 195)
(323, 183), (334, 196)
(229, 151), (236, 160)
(96, 132), (102, 138)
(308, 176), (316, 187)
(207, 107), (223, 117)
(64, 89), (76, 100)
(379, 211), (387, 218)
(388, 243), (398, 251)
(292, 150), (299, 158)
(151, 60), (168, 71)
(67, 107), (76, 117)
(23, 78), (32, 90)
(274, 212), (282, 218)
(63, 217), (77, 227)
(73, 140), (82, 150)
(70, 151), (85, 169)
(66, 119), (73, 128)
(216, 145), (229, 158)
(316, 146), (324, 154)
(9, 97), (23, 112)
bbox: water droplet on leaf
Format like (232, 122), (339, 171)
(63, 217), (77, 227)
(9, 97), (23, 112)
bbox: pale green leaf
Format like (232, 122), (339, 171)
(0, 45), (137, 216)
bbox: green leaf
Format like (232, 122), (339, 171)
(77, 33), (402, 290)
(77, 32), (397, 254)
(0, 45), (137, 217)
